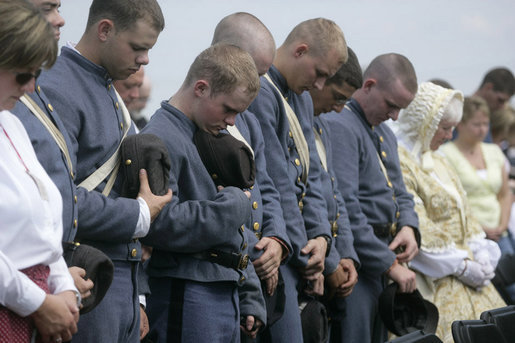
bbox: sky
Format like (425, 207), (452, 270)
(59, 0), (515, 119)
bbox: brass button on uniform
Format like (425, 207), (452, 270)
(37, 85), (41, 93)
(336, 212), (340, 219)
(125, 159), (132, 165)
(253, 222), (260, 231)
(131, 248), (137, 257)
(252, 201), (258, 210)
(298, 200), (304, 211)
(301, 192), (306, 198)
(115, 102), (119, 109)
(240, 276), (246, 282)
(379, 136), (384, 143)
(47, 103), (54, 112)
(333, 194), (337, 199)
(108, 84), (111, 90)
(242, 243), (247, 249)
(74, 195), (78, 203)
(319, 128), (323, 134)
(255, 232), (262, 239)
(381, 151), (387, 158)
(212, 173), (218, 180)
(396, 211), (400, 219)
(297, 177), (301, 183)
(295, 158), (300, 166)
(120, 122), (124, 130)
(331, 176), (335, 182)
(73, 219), (78, 228)
(289, 131), (293, 138)
(240, 225), (245, 232)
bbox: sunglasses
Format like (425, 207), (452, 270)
(13, 69), (42, 86)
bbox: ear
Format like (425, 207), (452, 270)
(97, 19), (114, 42)
(293, 44), (309, 58)
(483, 82), (494, 91)
(193, 80), (210, 97)
(362, 78), (377, 93)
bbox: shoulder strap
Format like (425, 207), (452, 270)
(20, 94), (74, 177)
(226, 124), (254, 158)
(78, 90), (132, 196)
(313, 127), (328, 172)
(264, 73), (310, 184)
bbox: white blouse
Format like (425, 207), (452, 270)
(0, 110), (76, 317)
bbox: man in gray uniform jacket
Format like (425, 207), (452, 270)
(37, 1), (172, 342)
(211, 13), (293, 339)
(322, 53), (421, 343)
(248, 18), (347, 342)
(141, 44), (266, 343)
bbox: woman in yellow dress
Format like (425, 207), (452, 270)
(390, 82), (505, 343)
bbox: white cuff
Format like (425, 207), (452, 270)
(133, 197), (151, 239)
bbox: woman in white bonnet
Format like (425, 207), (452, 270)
(391, 81), (506, 342)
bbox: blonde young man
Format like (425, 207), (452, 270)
(247, 18), (347, 342)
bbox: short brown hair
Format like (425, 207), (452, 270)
(364, 53), (418, 94)
(0, 0), (57, 70)
(184, 44), (260, 99)
(462, 95), (490, 122)
(479, 67), (515, 96)
(283, 18), (347, 64)
(86, 0), (165, 32)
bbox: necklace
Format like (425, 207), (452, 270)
(1, 124), (48, 201)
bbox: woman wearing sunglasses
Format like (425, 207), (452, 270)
(0, 1), (80, 343)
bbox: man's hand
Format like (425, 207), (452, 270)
(68, 266), (94, 301)
(264, 270), (279, 296)
(325, 264), (347, 300)
(335, 258), (358, 298)
(141, 244), (153, 263)
(32, 292), (79, 343)
(253, 237), (283, 280)
(137, 169), (173, 222)
(140, 305), (149, 340)
(304, 273), (324, 296)
(240, 315), (263, 339)
(386, 263), (416, 293)
(301, 237), (327, 279)
(389, 226), (418, 263)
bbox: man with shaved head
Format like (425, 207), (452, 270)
(248, 18), (347, 342)
(322, 53), (420, 342)
(211, 13), (292, 340)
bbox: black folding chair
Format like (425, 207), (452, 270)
(492, 253), (515, 304)
(386, 330), (442, 343)
(451, 319), (507, 343)
(480, 305), (515, 343)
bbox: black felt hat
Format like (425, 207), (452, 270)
(120, 133), (171, 199)
(299, 296), (329, 343)
(62, 242), (114, 314)
(379, 282), (439, 336)
(193, 129), (255, 189)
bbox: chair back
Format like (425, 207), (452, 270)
(451, 319), (507, 343)
(387, 330), (442, 343)
(480, 305), (515, 343)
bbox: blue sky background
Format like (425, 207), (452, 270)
(60, 0), (515, 119)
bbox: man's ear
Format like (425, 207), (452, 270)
(97, 19), (115, 42)
(193, 80), (210, 97)
(483, 82), (494, 92)
(293, 43), (309, 58)
(362, 78), (377, 93)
